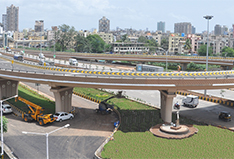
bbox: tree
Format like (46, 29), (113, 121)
(184, 39), (192, 52)
(56, 24), (77, 51)
(221, 47), (234, 57)
(138, 36), (147, 43)
(161, 39), (169, 51)
(198, 44), (212, 56)
(74, 34), (90, 52)
(0, 116), (8, 133)
(121, 34), (128, 42)
(86, 34), (105, 53)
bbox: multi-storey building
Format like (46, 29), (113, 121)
(168, 34), (186, 54)
(99, 16), (110, 33)
(174, 22), (192, 34)
(13, 31), (24, 40)
(2, 14), (7, 31)
(187, 34), (201, 53)
(157, 21), (165, 33)
(6, 4), (19, 31)
(192, 26), (196, 34)
(214, 24), (222, 36)
(35, 20), (44, 32)
(112, 42), (149, 54)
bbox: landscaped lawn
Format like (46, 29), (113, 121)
(101, 126), (234, 158)
(7, 84), (55, 114)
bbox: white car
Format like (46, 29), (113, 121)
(54, 112), (74, 122)
(1, 104), (13, 114)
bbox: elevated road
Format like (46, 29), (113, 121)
(12, 49), (234, 67)
(0, 58), (234, 91)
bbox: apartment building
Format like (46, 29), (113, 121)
(5, 4), (19, 31)
(13, 31), (24, 40)
(99, 16), (110, 33)
(35, 20), (44, 32)
(174, 22), (192, 34)
(168, 34), (186, 54)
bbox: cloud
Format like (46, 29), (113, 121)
(169, 13), (191, 22)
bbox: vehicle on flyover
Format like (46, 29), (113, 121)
(13, 54), (24, 61)
(16, 96), (56, 125)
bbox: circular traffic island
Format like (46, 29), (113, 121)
(150, 124), (198, 139)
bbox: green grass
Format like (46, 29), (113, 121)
(7, 85), (55, 114)
(72, 88), (234, 159)
(73, 87), (113, 101)
(101, 126), (234, 158)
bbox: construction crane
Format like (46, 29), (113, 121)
(16, 96), (55, 126)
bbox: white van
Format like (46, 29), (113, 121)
(182, 95), (199, 108)
(69, 58), (78, 65)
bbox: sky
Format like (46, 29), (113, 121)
(1, 0), (234, 33)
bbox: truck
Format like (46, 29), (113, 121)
(96, 96), (114, 115)
(136, 64), (163, 72)
(182, 95), (199, 108)
(16, 97), (55, 125)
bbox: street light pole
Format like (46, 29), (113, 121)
(203, 15), (213, 96)
(22, 124), (70, 159)
(1, 95), (18, 159)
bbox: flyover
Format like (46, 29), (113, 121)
(0, 53), (234, 123)
(12, 49), (234, 70)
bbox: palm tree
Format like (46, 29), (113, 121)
(184, 39), (192, 53)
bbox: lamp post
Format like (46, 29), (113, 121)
(166, 50), (168, 72)
(22, 124), (70, 159)
(1, 94), (18, 159)
(203, 15), (213, 96)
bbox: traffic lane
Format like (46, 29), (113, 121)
(5, 114), (105, 159)
(175, 95), (234, 129)
(5, 106), (117, 159)
(190, 89), (234, 101)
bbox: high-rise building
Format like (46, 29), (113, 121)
(214, 24), (221, 35)
(2, 14), (7, 31)
(192, 26), (196, 34)
(99, 16), (110, 33)
(222, 25), (228, 35)
(6, 4), (19, 31)
(34, 20), (44, 32)
(174, 22), (192, 34)
(157, 21), (165, 33)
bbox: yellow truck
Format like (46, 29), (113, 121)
(16, 97), (55, 125)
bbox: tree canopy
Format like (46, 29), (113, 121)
(198, 44), (213, 56)
(221, 47), (234, 57)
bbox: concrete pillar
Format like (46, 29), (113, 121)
(16, 42), (18, 48)
(181, 63), (188, 71)
(50, 86), (73, 112)
(160, 90), (176, 123)
(0, 79), (19, 99)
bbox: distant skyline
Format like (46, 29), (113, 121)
(1, 0), (234, 33)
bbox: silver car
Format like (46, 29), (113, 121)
(2, 104), (13, 114)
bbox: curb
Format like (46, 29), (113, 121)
(176, 91), (234, 107)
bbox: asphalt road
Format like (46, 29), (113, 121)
(4, 82), (118, 159)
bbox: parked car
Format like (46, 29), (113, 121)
(53, 112), (74, 122)
(1, 103), (13, 114)
(219, 111), (231, 121)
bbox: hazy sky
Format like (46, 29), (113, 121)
(1, 0), (234, 33)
